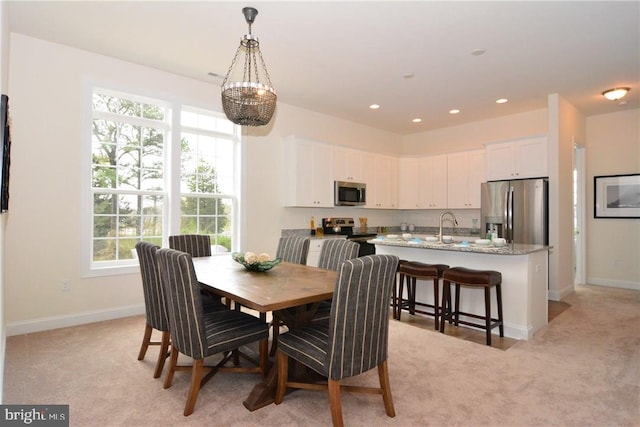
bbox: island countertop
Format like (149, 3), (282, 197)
(372, 238), (549, 341)
(368, 237), (548, 255)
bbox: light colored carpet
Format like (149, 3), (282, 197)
(4, 284), (639, 426)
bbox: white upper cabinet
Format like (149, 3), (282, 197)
(333, 147), (364, 182)
(420, 155), (448, 209)
(283, 137), (334, 207)
(365, 154), (398, 209)
(399, 158), (420, 209)
(399, 155), (447, 209)
(486, 136), (548, 181)
(447, 150), (486, 209)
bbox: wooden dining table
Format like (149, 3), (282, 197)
(191, 255), (337, 411)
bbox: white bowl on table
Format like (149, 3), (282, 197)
(442, 235), (453, 244)
(386, 234), (399, 240)
(402, 233), (412, 240)
(425, 236), (438, 243)
(474, 239), (491, 246)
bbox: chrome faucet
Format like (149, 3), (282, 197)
(439, 211), (458, 242)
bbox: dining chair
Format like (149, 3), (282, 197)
(269, 236), (312, 354)
(169, 234), (226, 308)
(276, 236), (311, 265)
(274, 254), (400, 427)
(135, 241), (171, 379)
(309, 239), (360, 325)
(156, 248), (269, 416)
(316, 238), (360, 270)
(168, 234), (212, 257)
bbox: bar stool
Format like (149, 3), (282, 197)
(440, 267), (504, 345)
(396, 261), (449, 329)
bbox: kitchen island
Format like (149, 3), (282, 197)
(371, 237), (549, 340)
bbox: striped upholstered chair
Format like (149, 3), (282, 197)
(169, 234), (225, 307)
(275, 254), (400, 427)
(168, 234), (212, 257)
(135, 241), (171, 379)
(270, 236), (312, 354)
(156, 248), (269, 416)
(317, 239), (360, 270)
(276, 236), (311, 265)
(310, 239), (361, 324)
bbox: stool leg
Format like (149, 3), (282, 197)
(496, 284), (504, 337)
(484, 286), (492, 346)
(432, 278), (439, 330)
(396, 274), (405, 320)
(392, 274), (399, 320)
(454, 284), (461, 327)
(439, 280), (450, 334)
(409, 278), (416, 315)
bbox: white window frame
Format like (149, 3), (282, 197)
(82, 87), (241, 277)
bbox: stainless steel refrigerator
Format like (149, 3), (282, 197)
(480, 178), (548, 244)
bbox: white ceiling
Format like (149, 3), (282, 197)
(7, 1), (640, 135)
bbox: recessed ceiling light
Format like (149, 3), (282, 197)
(471, 48), (486, 56)
(412, 118), (422, 123)
(369, 104), (380, 109)
(496, 98), (508, 104)
(449, 109), (460, 114)
(403, 73), (415, 79)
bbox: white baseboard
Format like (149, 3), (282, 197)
(587, 277), (640, 291)
(6, 304), (145, 336)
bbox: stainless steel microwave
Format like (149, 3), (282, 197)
(334, 181), (366, 206)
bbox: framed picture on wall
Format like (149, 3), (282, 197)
(594, 174), (640, 218)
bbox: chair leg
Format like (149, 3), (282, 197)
(163, 347), (179, 389)
(153, 331), (171, 379)
(378, 360), (396, 417)
(138, 324), (153, 360)
(270, 317), (280, 357)
(440, 281), (450, 334)
(328, 378), (344, 427)
(184, 359), (204, 416)
(274, 352), (289, 404)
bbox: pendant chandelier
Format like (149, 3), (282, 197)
(221, 7), (277, 127)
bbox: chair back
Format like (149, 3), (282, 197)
(135, 241), (169, 332)
(156, 248), (207, 360)
(317, 239), (360, 271)
(276, 236), (310, 265)
(169, 234), (212, 257)
(327, 254), (399, 380)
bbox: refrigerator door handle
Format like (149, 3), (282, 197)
(503, 187), (509, 240)
(507, 187), (514, 242)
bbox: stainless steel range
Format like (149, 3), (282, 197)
(321, 217), (377, 256)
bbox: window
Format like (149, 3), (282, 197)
(179, 108), (238, 253)
(87, 89), (240, 274)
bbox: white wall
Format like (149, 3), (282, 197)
(585, 109), (640, 289)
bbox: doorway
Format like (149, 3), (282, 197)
(573, 143), (586, 285)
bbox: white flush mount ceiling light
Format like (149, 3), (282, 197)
(369, 104), (380, 109)
(449, 109), (460, 114)
(412, 118), (422, 123)
(602, 87), (630, 101)
(496, 98), (508, 104)
(221, 7), (277, 126)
